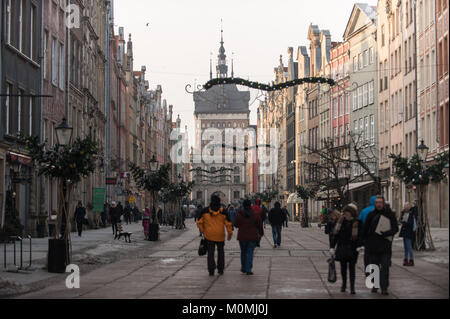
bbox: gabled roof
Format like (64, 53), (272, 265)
(343, 3), (377, 40)
(194, 84), (250, 115)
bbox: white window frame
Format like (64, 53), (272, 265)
(369, 81), (374, 104)
(358, 87), (363, 109)
(363, 83), (368, 107)
(30, 5), (34, 58)
(6, 0), (12, 44)
(353, 90), (357, 111)
(18, 92), (23, 133)
(370, 114), (375, 144)
(5, 85), (11, 134)
(52, 38), (58, 85)
(59, 43), (64, 89)
(365, 116), (369, 143)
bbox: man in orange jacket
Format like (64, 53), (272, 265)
(197, 195), (233, 276)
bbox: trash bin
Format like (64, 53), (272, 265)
(149, 223), (159, 241)
(48, 238), (68, 273)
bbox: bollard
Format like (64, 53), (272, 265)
(19, 236), (23, 270)
(27, 235), (32, 269)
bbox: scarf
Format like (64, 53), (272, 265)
(209, 207), (223, 215)
(334, 216), (359, 241)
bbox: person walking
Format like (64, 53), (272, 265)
(143, 208), (150, 240)
(261, 204), (268, 229)
(252, 199), (263, 247)
(124, 203), (132, 225)
(330, 205), (363, 294)
(325, 208), (341, 248)
(399, 203), (416, 266)
(362, 196), (399, 296)
(48, 210), (57, 238)
(282, 206), (290, 228)
(197, 195), (233, 276)
(102, 202), (108, 227)
(195, 205), (203, 236)
(74, 201), (87, 237)
(234, 200), (263, 275)
(110, 201), (120, 236)
(117, 202), (124, 222)
(227, 206), (237, 227)
(359, 195), (376, 273)
(268, 202), (285, 248)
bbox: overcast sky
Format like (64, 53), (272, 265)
(114, 0), (377, 143)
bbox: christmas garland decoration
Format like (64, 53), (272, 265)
(390, 152), (449, 186)
(203, 77), (336, 91)
(189, 167), (233, 174)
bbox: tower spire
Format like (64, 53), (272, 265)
(216, 20), (228, 78)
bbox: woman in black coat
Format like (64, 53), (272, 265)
(399, 203), (415, 266)
(325, 209), (341, 248)
(330, 205), (363, 294)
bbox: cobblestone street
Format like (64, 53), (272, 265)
(6, 220), (448, 299)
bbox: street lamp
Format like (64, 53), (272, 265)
(417, 140), (429, 162)
(55, 118), (73, 146)
(149, 155), (159, 172)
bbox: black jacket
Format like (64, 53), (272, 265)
(74, 207), (86, 223)
(399, 210), (415, 240)
(362, 207), (399, 254)
(268, 206), (285, 226)
(331, 219), (363, 262)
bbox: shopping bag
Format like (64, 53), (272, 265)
(198, 239), (207, 256)
(327, 257), (337, 283)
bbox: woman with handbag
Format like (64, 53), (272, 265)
(234, 199), (263, 275)
(330, 205), (363, 294)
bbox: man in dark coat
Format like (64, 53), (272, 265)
(110, 201), (120, 235)
(74, 201), (86, 237)
(282, 206), (290, 228)
(268, 202), (285, 248)
(123, 203), (132, 225)
(362, 195), (399, 296)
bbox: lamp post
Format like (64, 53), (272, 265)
(415, 140), (429, 251)
(55, 118), (73, 146)
(148, 155), (160, 241)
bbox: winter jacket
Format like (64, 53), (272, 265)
(234, 208), (263, 242)
(74, 207), (86, 223)
(362, 207), (399, 254)
(261, 206), (268, 222)
(197, 207), (233, 242)
(110, 206), (121, 223)
(252, 200), (263, 220)
(399, 209), (416, 240)
(331, 218), (363, 262)
(228, 209), (237, 224)
(359, 196), (377, 225)
(268, 203), (285, 226)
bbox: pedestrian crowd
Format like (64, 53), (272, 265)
(324, 195), (417, 296)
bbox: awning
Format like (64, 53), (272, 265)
(7, 152), (32, 167)
(346, 181), (374, 192)
(315, 189), (339, 200)
(287, 193), (303, 204)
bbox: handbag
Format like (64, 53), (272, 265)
(198, 239), (207, 256)
(327, 257), (337, 283)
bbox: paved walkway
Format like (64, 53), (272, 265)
(9, 220), (448, 299)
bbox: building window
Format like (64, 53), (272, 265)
(5, 84), (12, 135)
(358, 87), (363, 109)
(18, 90), (23, 133)
(353, 90), (357, 111)
(345, 94), (349, 114)
(234, 191), (240, 200)
(369, 81), (374, 104)
(30, 4), (37, 60)
(59, 43), (64, 89)
(369, 47), (374, 64)
(28, 97), (33, 135)
(52, 38), (58, 85)
(363, 83), (368, 107)
(370, 115), (375, 144)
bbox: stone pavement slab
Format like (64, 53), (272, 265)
(11, 220), (449, 299)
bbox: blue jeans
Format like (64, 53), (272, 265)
(403, 238), (414, 260)
(272, 225), (282, 246)
(239, 241), (257, 273)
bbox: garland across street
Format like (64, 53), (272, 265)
(203, 77), (336, 91)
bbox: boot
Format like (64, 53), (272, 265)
(403, 259), (408, 266)
(408, 260), (415, 266)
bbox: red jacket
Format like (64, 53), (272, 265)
(234, 209), (263, 242)
(252, 199), (263, 219)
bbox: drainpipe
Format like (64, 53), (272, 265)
(434, 0), (439, 148)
